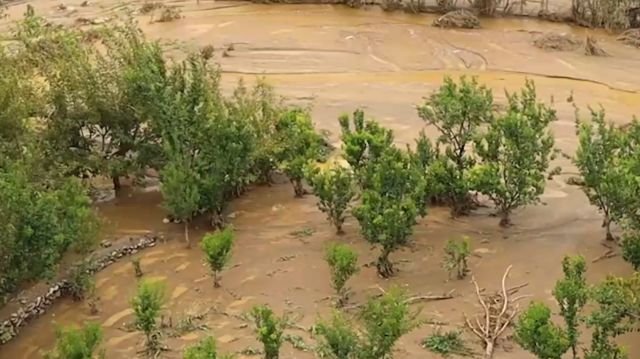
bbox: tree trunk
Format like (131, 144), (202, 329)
(184, 221), (191, 249)
(376, 249), (394, 278)
(213, 271), (220, 288)
(293, 179), (305, 197)
(499, 210), (512, 227)
(604, 216), (614, 241)
(336, 220), (345, 235)
(112, 175), (121, 191)
(483, 340), (494, 358)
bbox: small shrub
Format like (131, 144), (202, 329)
(201, 227), (235, 287)
(157, 6), (182, 22)
(621, 231), (640, 270)
(553, 255), (587, 358)
(422, 329), (471, 357)
(315, 311), (360, 359)
(67, 259), (96, 301)
(307, 165), (356, 234)
(325, 243), (359, 307)
(132, 279), (166, 354)
(139, 1), (162, 14)
(44, 322), (104, 359)
(184, 336), (233, 359)
(132, 259), (143, 278)
(200, 44), (215, 60)
(515, 302), (570, 359)
(443, 237), (471, 279)
(251, 305), (287, 359)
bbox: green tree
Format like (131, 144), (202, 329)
(353, 147), (425, 277)
(67, 259), (96, 302)
(315, 311), (360, 359)
(44, 322), (104, 359)
(161, 160), (200, 248)
(552, 255), (588, 359)
(621, 231), (640, 270)
(443, 236), (471, 279)
(201, 227), (235, 287)
(275, 109), (323, 197)
(338, 109), (393, 175)
(471, 80), (556, 226)
(132, 279), (166, 354)
(307, 165), (356, 234)
(574, 108), (627, 240)
(325, 243), (359, 307)
(417, 76), (494, 216)
(359, 287), (417, 359)
(184, 336), (233, 359)
(515, 302), (570, 359)
(251, 305), (287, 359)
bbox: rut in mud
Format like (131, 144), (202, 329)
(1, 1), (640, 358)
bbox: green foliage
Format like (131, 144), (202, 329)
(315, 311), (360, 359)
(417, 76), (494, 216)
(44, 322), (104, 359)
(443, 237), (471, 279)
(471, 80), (556, 226)
(132, 279), (166, 352)
(359, 287), (418, 359)
(276, 108), (324, 197)
(552, 255), (587, 358)
(574, 108), (627, 240)
(421, 329), (472, 357)
(0, 162), (99, 304)
(353, 147), (426, 277)
(584, 273), (640, 359)
(201, 227), (235, 287)
(338, 109), (393, 175)
(183, 336), (233, 359)
(67, 259), (96, 301)
(251, 305), (287, 359)
(325, 243), (359, 307)
(621, 231), (640, 270)
(515, 302), (570, 359)
(307, 165), (356, 234)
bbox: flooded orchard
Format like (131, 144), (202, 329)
(1, 0), (640, 358)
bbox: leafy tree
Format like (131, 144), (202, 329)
(307, 165), (356, 234)
(325, 243), (359, 307)
(67, 259), (96, 301)
(621, 231), (640, 270)
(161, 160), (200, 248)
(515, 302), (570, 359)
(251, 305), (287, 359)
(338, 109), (393, 175)
(417, 76), (494, 216)
(184, 336), (233, 359)
(44, 322), (104, 359)
(353, 147), (425, 277)
(408, 131), (447, 205)
(442, 236), (471, 279)
(359, 287), (418, 359)
(201, 227), (235, 287)
(314, 311), (360, 359)
(132, 279), (166, 354)
(584, 273), (640, 359)
(552, 255), (588, 359)
(275, 108), (323, 197)
(471, 80), (556, 226)
(574, 108), (627, 240)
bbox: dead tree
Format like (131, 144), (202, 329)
(464, 266), (529, 358)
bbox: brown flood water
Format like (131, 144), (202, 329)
(2, 1), (640, 358)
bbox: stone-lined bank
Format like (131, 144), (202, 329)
(0, 234), (159, 345)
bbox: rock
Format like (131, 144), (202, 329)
(565, 176), (585, 186)
(56, 3), (67, 10)
(100, 240), (112, 248)
(272, 204), (284, 212)
(433, 10), (480, 29)
(218, 334), (238, 344)
(162, 218), (170, 224)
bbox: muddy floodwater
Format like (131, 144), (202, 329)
(2, 1), (640, 358)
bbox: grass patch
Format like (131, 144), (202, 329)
(422, 329), (473, 357)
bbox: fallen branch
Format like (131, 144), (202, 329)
(592, 249), (618, 263)
(405, 290), (456, 304)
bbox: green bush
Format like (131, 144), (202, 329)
(552, 255), (587, 358)
(421, 329), (471, 357)
(251, 305), (287, 359)
(184, 336), (233, 359)
(515, 302), (570, 359)
(338, 109), (393, 177)
(132, 279), (166, 354)
(325, 243), (359, 307)
(443, 237), (471, 279)
(307, 165), (356, 234)
(315, 311), (360, 359)
(201, 227), (235, 287)
(44, 322), (104, 359)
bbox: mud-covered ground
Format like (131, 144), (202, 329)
(1, 1), (640, 358)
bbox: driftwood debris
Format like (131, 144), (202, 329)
(464, 266), (529, 359)
(585, 36), (608, 56)
(533, 33), (581, 51)
(433, 10), (481, 29)
(618, 29), (640, 48)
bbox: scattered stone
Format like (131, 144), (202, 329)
(162, 218), (170, 224)
(565, 176), (585, 186)
(100, 240), (112, 248)
(56, 3), (67, 10)
(533, 33), (581, 51)
(473, 247), (492, 256)
(218, 334), (238, 344)
(276, 255), (296, 262)
(433, 10), (480, 29)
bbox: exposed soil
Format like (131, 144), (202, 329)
(2, 1), (640, 358)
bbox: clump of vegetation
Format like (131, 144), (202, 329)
(325, 243), (359, 307)
(618, 29), (640, 48)
(433, 10), (480, 29)
(251, 305), (287, 359)
(200, 44), (215, 60)
(436, 0), (457, 12)
(417, 76), (494, 216)
(338, 109), (393, 177)
(67, 259), (96, 301)
(515, 301), (571, 359)
(443, 237), (471, 279)
(471, 80), (557, 226)
(533, 33), (582, 51)
(184, 336), (233, 359)
(421, 329), (472, 357)
(572, 0), (637, 30)
(380, 0), (403, 11)
(307, 164), (356, 234)
(132, 279), (166, 355)
(139, 1), (162, 14)
(157, 6), (182, 22)
(132, 259), (143, 278)
(621, 231), (640, 270)
(314, 311), (360, 359)
(585, 36), (608, 56)
(553, 255), (588, 359)
(44, 322), (104, 359)
(201, 227), (235, 288)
